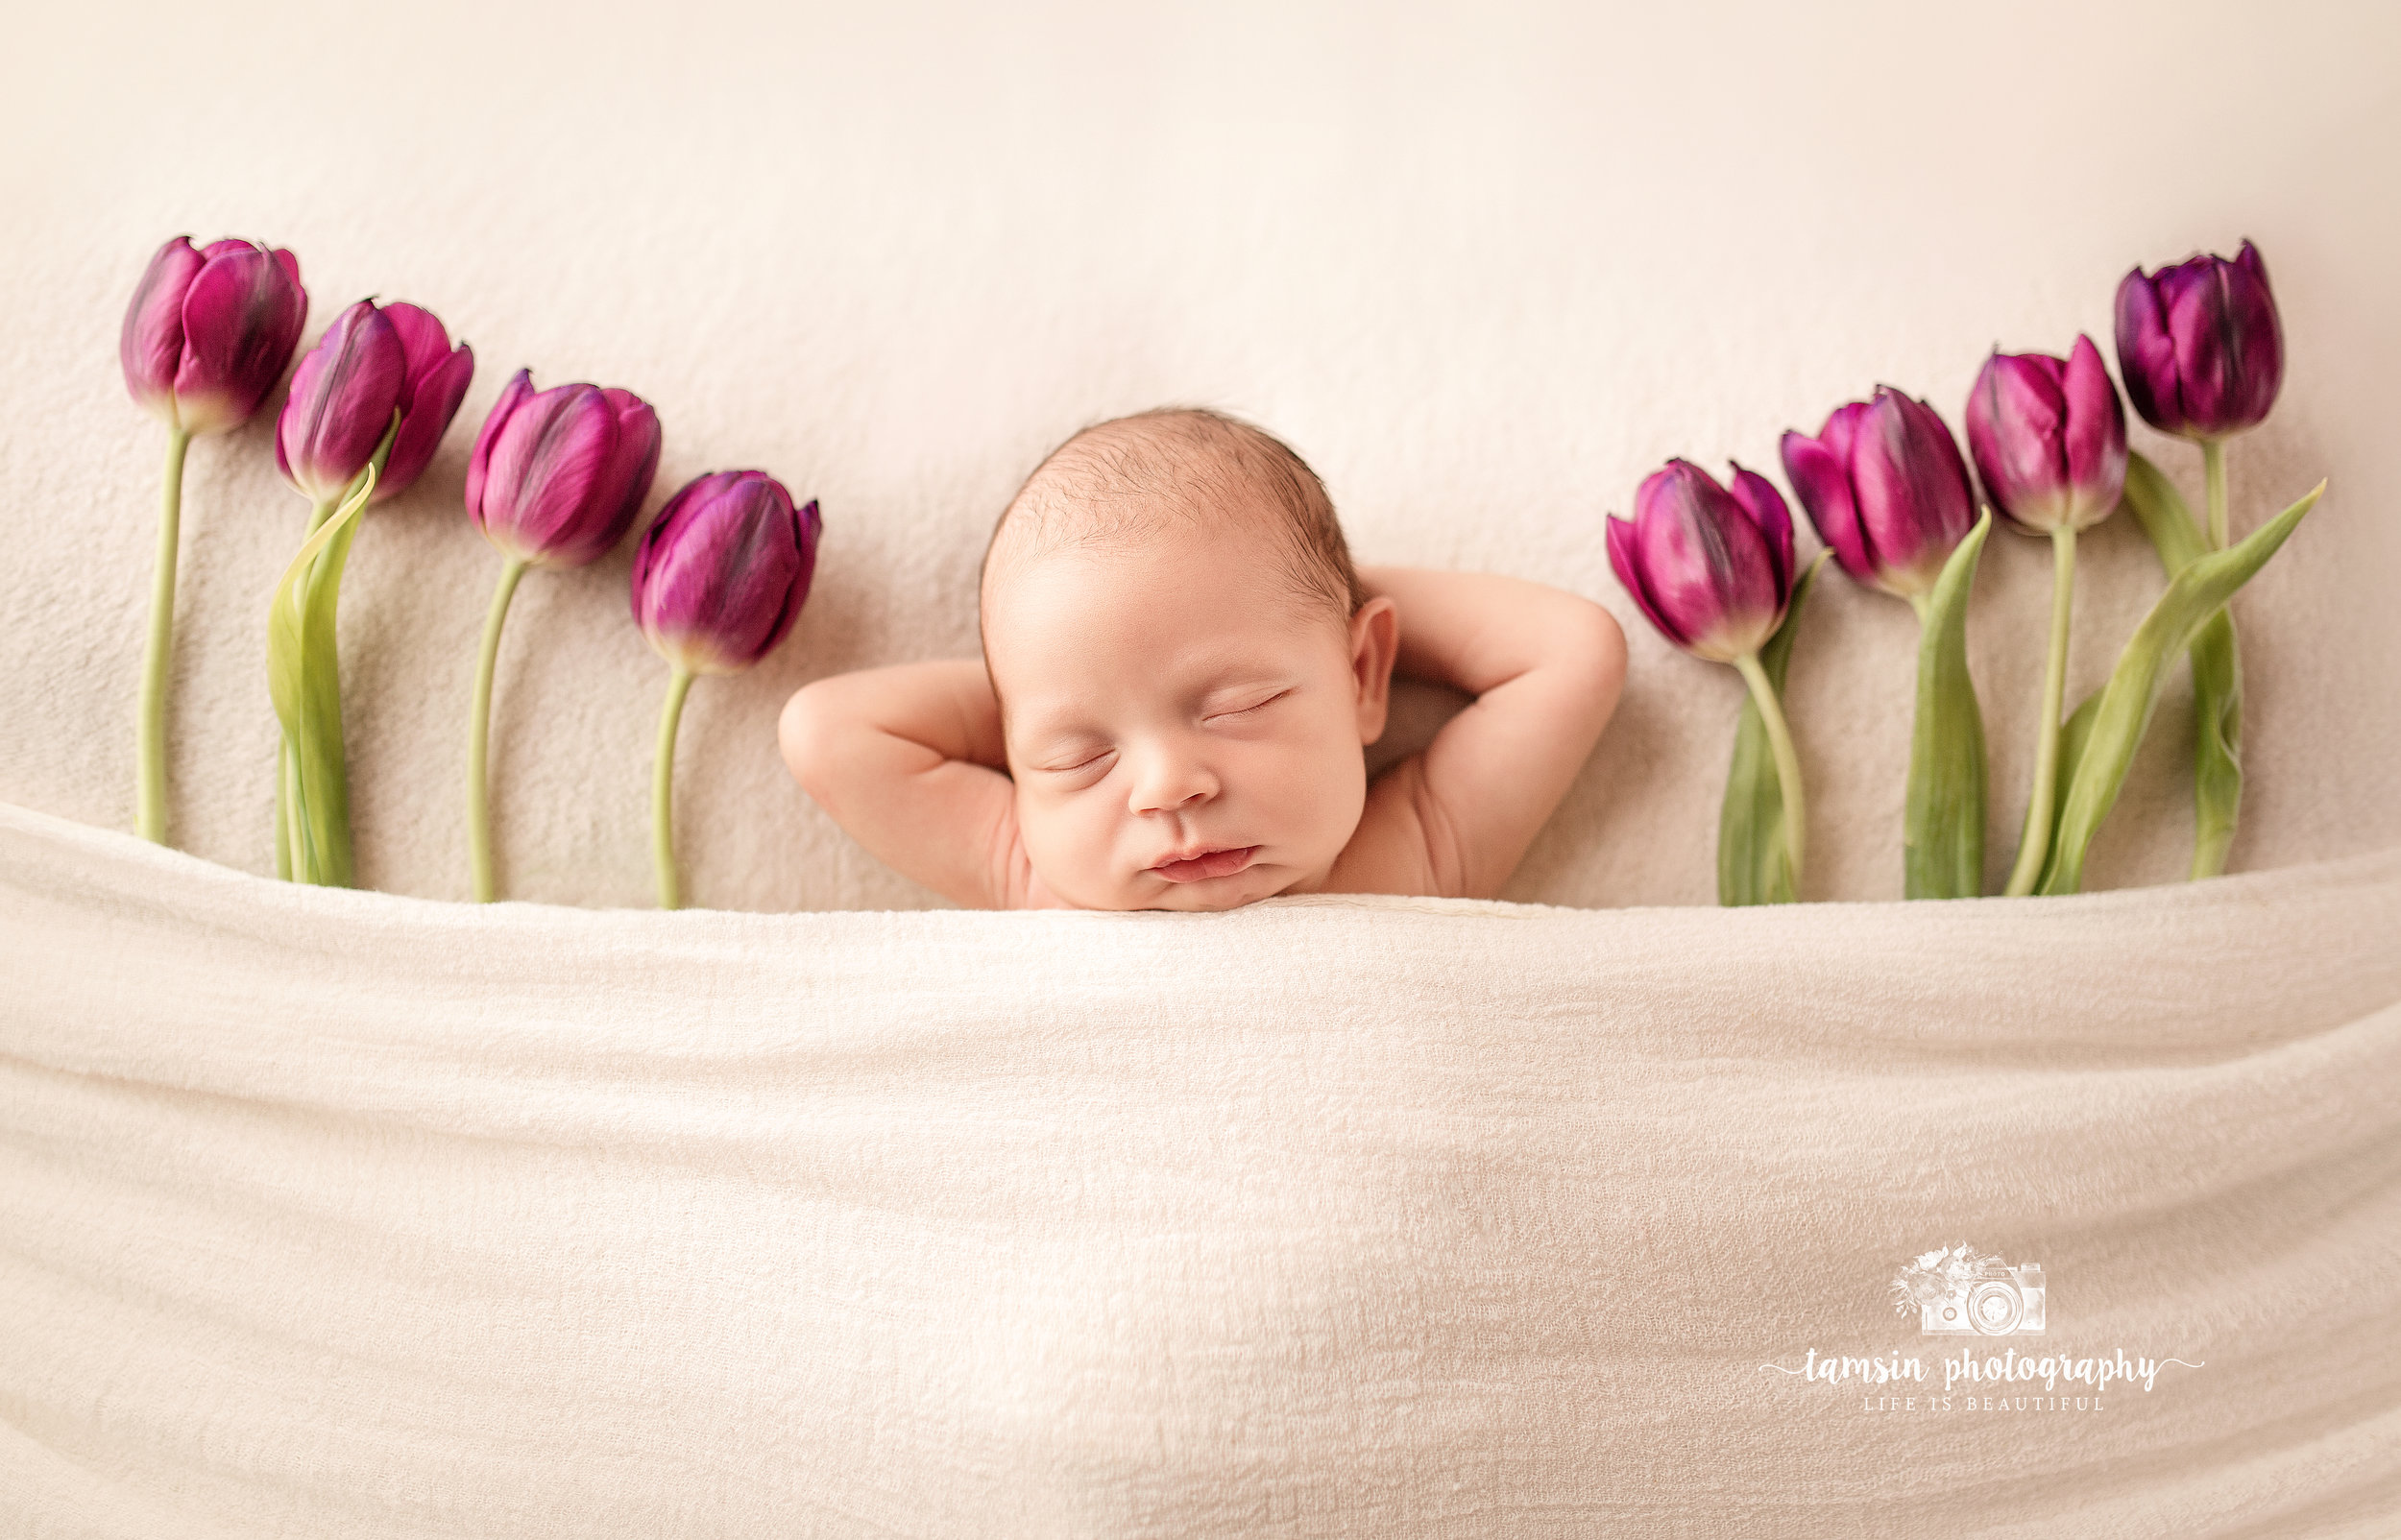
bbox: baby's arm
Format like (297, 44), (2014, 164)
(779, 661), (1048, 909)
(1334, 565), (1626, 900)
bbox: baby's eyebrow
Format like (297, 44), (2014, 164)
(1004, 693), (1103, 742)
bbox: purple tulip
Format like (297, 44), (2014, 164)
(1964, 335), (2128, 536)
(125, 234), (309, 849)
(119, 235), (307, 437)
(1780, 387), (1978, 601)
(631, 471), (821, 675)
(373, 303), (475, 504)
(466, 369), (663, 568)
(276, 300), (411, 503)
(1604, 459), (1793, 663)
(2114, 240), (2283, 442)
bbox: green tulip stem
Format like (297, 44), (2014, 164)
(274, 493), (343, 881)
(281, 734), (310, 882)
(467, 556), (531, 903)
(653, 665), (696, 910)
(2005, 526), (2079, 897)
(137, 425), (192, 845)
(1731, 649), (1805, 893)
(2201, 439), (2228, 551)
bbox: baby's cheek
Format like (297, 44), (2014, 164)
(1016, 787), (1122, 907)
(1279, 736), (1368, 853)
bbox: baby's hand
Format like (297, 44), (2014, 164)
(1321, 565), (1626, 900)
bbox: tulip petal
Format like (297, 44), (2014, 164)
(1726, 461), (1794, 599)
(2158, 255), (2237, 435)
(374, 302), (469, 502)
(466, 368), (536, 524)
(1966, 351), (2068, 531)
(557, 387), (662, 565)
(278, 301), (409, 502)
(2113, 267), (2181, 437)
(380, 301), (450, 370)
(121, 236), (204, 421)
(2215, 242), (2284, 433)
(632, 469), (740, 617)
(376, 335), (475, 504)
(1853, 391), (1976, 597)
(2058, 334), (2127, 527)
(480, 384), (620, 563)
(751, 496), (820, 663)
(174, 243), (309, 436)
(1780, 428), (1872, 589)
(695, 479), (800, 668)
(1605, 512), (1685, 648)
(1816, 399), (1867, 468)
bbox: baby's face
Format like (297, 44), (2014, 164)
(983, 517), (1379, 911)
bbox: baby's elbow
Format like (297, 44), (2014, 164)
(1558, 598), (1629, 710)
(778, 683), (845, 804)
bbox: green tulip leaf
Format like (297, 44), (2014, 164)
(2119, 451), (2207, 571)
(1719, 549), (1830, 906)
(2034, 687), (2104, 893)
(267, 466), (376, 887)
(1904, 508), (1993, 900)
(2119, 449), (2243, 879)
(2185, 610), (2243, 878)
(2036, 478), (2322, 896)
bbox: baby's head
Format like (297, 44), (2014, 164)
(979, 407), (1396, 911)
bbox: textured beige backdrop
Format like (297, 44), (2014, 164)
(4, 0), (2397, 911)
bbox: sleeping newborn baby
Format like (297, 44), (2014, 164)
(780, 407), (1626, 910)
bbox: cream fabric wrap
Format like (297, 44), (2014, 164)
(4, 801), (2398, 1536)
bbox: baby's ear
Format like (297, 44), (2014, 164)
(1347, 595), (1400, 745)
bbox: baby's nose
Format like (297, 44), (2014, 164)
(1128, 746), (1218, 814)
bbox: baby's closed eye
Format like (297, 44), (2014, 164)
(1037, 746), (1115, 776)
(1203, 686), (1291, 723)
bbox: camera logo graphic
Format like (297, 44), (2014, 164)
(1892, 1243), (2046, 1336)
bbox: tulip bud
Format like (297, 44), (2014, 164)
(373, 303), (476, 504)
(466, 369), (663, 568)
(119, 236), (307, 436)
(1604, 459), (1793, 663)
(631, 471), (821, 675)
(276, 300), (411, 504)
(2113, 240), (2284, 442)
(1965, 335), (2128, 535)
(1780, 387), (1978, 601)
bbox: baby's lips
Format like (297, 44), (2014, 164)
(1151, 845), (1260, 883)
